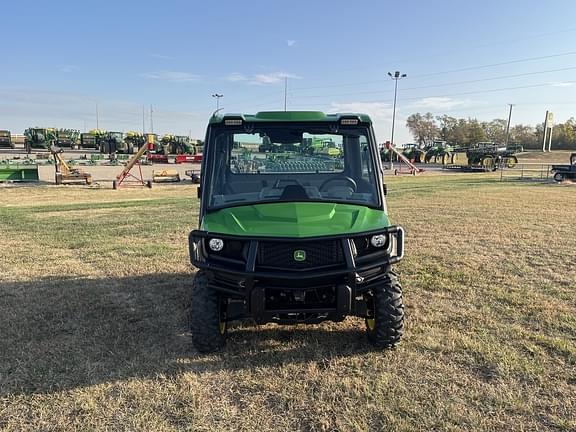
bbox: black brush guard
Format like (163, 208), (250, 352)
(189, 227), (404, 324)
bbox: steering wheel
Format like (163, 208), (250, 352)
(319, 175), (357, 192)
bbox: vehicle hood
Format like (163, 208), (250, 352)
(201, 202), (390, 238)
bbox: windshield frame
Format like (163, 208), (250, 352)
(199, 121), (385, 215)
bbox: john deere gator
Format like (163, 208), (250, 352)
(189, 111), (405, 352)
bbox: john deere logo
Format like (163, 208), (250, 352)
(293, 250), (306, 262)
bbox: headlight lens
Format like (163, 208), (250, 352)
(370, 234), (387, 248)
(208, 238), (224, 251)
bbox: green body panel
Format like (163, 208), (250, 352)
(209, 111), (373, 125)
(0, 164), (39, 182)
(201, 202), (390, 238)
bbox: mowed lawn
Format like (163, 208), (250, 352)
(0, 175), (575, 431)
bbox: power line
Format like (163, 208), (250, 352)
(289, 50), (576, 92)
(284, 79), (576, 109)
(285, 65), (576, 101)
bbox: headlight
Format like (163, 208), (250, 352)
(208, 238), (224, 251)
(370, 234), (387, 248)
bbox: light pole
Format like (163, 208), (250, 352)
(212, 93), (223, 111)
(504, 103), (514, 147)
(388, 71), (406, 170)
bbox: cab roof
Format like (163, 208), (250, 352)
(209, 111), (373, 125)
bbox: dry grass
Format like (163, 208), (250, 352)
(517, 150), (574, 164)
(1, 176), (575, 431)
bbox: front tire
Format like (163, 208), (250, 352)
(365, 271), (404, 348)
(190, 271), (227, 353)
(554, 172), (565, 182)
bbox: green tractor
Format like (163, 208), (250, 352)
(466, 142), (521, 171)
(301, 136), (342, 156)
(80, 129), (106, 149)
(160, 134), (195, 154)
(424, 140), (453, 164)
(99, 131), (126, 154)
(401, 143), (426, 163)
(24, 127), (58, 153)
(189, 111), (405, 352)
(0, 130), (14, 149)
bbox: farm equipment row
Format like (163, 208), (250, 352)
(9, 128), (203, 158)
(383, 141), (523, 172)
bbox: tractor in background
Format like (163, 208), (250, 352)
(465, 142), (521, 171)
(401, 143), (426, 163)
(24, 128), (58, 153)
(447, 142), (523, 171)
(160, 134), (195, 154)
(0, 130), (14, 148)
(425, 140), (453, 164)
(301, 137), (341, 156)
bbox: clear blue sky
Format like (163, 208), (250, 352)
(1, 0), (576, 143)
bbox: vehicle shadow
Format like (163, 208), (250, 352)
(0, 273), (375, 396)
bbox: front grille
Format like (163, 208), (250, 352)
(256, 239), (344, 270)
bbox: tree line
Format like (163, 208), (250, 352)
(406, 113), (576, 150)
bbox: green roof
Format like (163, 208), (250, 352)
(209, 111), (372, 124)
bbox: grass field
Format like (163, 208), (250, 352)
(516, 150), (573, 164)
(1, 174), (575, 431)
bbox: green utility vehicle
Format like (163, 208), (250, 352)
(0, 130), (14, 148)
(189, 111), (405, 352)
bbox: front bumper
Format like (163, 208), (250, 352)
(188, 227), (404, 323)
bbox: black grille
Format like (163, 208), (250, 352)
(256, 239), (344, 270)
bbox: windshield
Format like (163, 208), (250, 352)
(205, 124), (381, 210)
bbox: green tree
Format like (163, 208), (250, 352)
(466, 119), (487, 145)
(481, 119), (507, 143)
(510, 124), (539, 149)
(406, 113), (439, 146)
(436, 115), (458, 143)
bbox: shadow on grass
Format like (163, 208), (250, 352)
(0, 273), (373, 396)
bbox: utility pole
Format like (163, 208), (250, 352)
(284, 76), (288, 111)
(212, 93), (223, 111)
(142, 105), (146, 134)
(388, 71), (407, 170)
(150, 105), (154, 134)
(96, 103), (99, 129)
(504, 104), (514, 147)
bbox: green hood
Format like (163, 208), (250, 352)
(201, 202), (390, 238)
